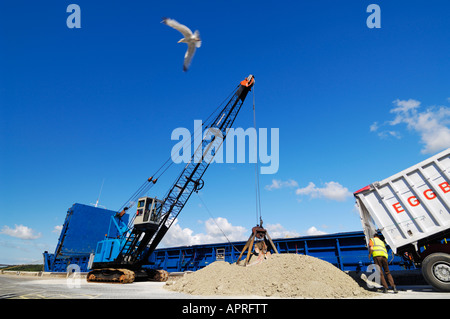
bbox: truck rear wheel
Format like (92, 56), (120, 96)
(421, 253), (450, 292)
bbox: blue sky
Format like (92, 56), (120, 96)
(1, 0), (449, 264)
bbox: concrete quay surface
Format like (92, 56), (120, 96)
(1, 273), (449, 299)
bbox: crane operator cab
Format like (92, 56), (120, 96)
(133, 197), (164, 230)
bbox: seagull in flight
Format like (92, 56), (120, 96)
(162, 18), (201, 72)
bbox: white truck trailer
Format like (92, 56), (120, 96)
(354, 148), (450, 291)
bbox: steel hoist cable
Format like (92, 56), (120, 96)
(252, 84), (263, 226)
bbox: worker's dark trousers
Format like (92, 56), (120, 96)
(373, 256), (395, 289)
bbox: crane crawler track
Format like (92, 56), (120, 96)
(148, 269), (169, 282)
(87, 268), (136, 284)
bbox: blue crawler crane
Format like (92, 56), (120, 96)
(87, 75), (255, 283)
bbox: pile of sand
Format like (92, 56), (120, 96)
(164, 253), (373, 298)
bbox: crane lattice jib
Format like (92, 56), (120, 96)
(142, 75), (255, 261)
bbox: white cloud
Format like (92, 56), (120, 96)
(203, 217), (247, 242)
(160, 219), (305, 247)
(265, 179), (298, 191)
(295, 181), (352, 202)
(390, 98), (421, 116)
(53, 225), (63, 233)
(370, 122), (379, 132)
(377, 130), (401, 139)
(1, 224), (41, 240)
(265, 223), (299, 239)
(265, 178), (352, 202)
(306, 226), (327, 236)
(409, 106), (450, 154)
(160, 218), (247, 247)
(372, 98), (450, 154)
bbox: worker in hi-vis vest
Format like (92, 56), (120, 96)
(369, 234), (398, 293)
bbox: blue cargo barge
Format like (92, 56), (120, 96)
(43, 203), (414, 273)
(148, 231), (413, 273)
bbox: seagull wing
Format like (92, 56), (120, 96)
(183, 43), (196, 72)
(162, 18), (193, 38)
